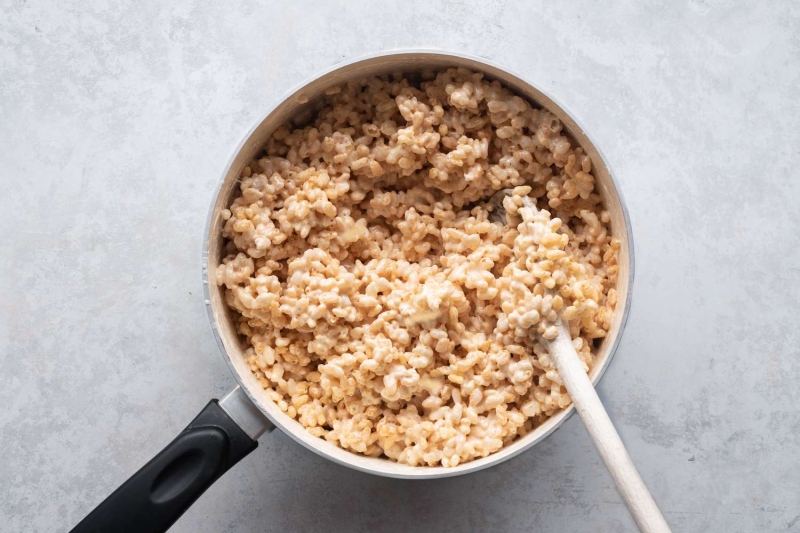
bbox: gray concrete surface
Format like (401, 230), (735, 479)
(2, 1), (799, 531)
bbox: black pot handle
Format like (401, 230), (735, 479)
(70, 387), (272, 533)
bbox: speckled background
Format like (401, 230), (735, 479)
(1, 1), (799, 532)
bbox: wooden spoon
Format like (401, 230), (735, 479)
(490, 189), (671, 533)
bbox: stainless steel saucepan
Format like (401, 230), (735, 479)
(70, 50), (634, 533)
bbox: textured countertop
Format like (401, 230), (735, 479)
(2, 1), (799, 532)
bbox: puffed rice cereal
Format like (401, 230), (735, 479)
(216, 68), (620, 467)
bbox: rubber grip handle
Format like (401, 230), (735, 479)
(70, 400), (258, 533)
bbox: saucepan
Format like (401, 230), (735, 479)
(70, 50), (634, 533)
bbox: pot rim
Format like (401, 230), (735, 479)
(202, 48), (635, 479)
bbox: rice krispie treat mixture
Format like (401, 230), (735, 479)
(216, 68), (619, 467)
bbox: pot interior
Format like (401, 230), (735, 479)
(204, 51), (633, 479)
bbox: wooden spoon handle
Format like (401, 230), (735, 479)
(546, 322), (672, 533)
